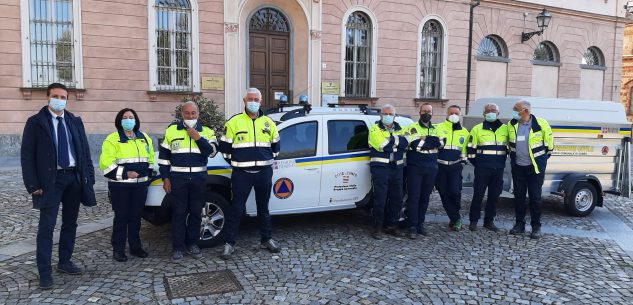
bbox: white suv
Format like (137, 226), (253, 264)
(143, 104), (414, 247)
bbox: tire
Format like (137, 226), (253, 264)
(565, 181), (597, 217)
(197, 191), (230, 248)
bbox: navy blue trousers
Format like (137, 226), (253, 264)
(512, 164), (544, 226)
(370, 165), (404, 227)
(406, 165), (437, 229)
(109, 184), (147, 252)
(225, 167), (273, 245)
(170, 176), (205, 251)
(36, 170), (81, 279)
(469, 167), (504, 223)
(435, 163), (463, 222)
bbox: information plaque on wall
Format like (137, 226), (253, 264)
(321, 82), (340, 95)
(201, 76), (225, 90)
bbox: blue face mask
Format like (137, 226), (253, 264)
(246, 101), (260, 114)
(121, 118), (136, 131)
(49, 98), (66, 112)
(512, 110), (521, 120)
(382, 115), (395, 126)
(485, 112), (497, 122)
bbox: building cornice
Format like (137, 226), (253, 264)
(482, 0), (628, 25)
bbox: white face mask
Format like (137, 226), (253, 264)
(447, 114), (460, 124)
(184, 119), (197, 128)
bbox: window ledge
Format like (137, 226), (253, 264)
(476, 55), (511, 63)
(338, 96), (379, 101)
(414, 98), (448, 107)
(20, 87), (86, 100)
(579, 64), (607, 71)
(531, 60), (561, 67)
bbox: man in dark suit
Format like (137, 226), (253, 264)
(21, 83), (96, 290)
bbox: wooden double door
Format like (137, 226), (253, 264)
(249, 31), (290, 110)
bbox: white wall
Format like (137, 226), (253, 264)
(531, 65), (559, 97)
(579, 69), (605, 100)
(475, 60), (507, 99)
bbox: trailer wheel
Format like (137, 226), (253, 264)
(565, 181), (597, 217)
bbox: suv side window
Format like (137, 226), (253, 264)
(327, 120), (369, 154)
(278, 121), (318, 159)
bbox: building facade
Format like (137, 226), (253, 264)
(0, 0), (628, 153)
(621, 23), (633, 120)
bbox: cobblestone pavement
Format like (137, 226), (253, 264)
(1, 169), (633, 304)
(605, 194), (633, 231)
(0, 168), (111, 246)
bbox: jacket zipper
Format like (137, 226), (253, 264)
(133, 137), (141, 181)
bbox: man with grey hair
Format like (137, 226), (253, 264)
(508, 100), (554, 239)
(466, 102), (508, 232)
(367, 104), (408, 239)
(219, 88), (281, 259)
(159, 100), (218, 260)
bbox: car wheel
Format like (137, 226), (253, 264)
(197, 191), (230, 248)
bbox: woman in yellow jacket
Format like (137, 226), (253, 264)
(99, 108), (155, 262)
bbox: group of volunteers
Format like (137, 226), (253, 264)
(21, 84), (279, 289)
(21, 82), (553, 290)
(368, 102), (553, 241)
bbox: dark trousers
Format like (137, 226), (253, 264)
(435, 163), (463, 222)
(225, 167), (273, 245)
(406, 165), (438, 229)
(469, 167), (504, 223)
(36, 170), (81, 279)
(170, 177), (205, 251)
(109, 184), (148, 252)
(370, 165), (404, 227)
(512, 164), (545, 227)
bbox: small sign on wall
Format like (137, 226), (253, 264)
(201, 76), (224, 90)
(322, 94), (338, 106)
(321, 82), (340, 95)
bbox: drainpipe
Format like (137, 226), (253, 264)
(465, 0), (481, 115)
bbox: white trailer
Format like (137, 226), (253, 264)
(463, 97), (632, 216)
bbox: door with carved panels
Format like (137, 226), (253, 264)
(249, 7), (290, 110)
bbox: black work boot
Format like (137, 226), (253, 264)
(371, 226), (383, 240)
(384, 226), (403, 237)
(509, 222), (526, 235)
(530, 225), (542, 239)
(483, 220), (500, 232)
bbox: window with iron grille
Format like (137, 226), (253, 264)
(419, 20), (443, 99)
(533, 41), (559, 62)
(582, 46), (605, 67)
(344, 12), (372, 98)
(26, 0), (77, 88)
(155, 0), (193, 91)
(477, 35), (507, 58)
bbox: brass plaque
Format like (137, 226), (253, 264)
(202, 76), (224, 91)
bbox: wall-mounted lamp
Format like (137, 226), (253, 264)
(521, 9), (552, 43)
(625, 1), (633, 16)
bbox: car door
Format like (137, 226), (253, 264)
(319, 115), (372, 207)
(259, 116), (322, 214)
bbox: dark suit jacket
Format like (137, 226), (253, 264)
(21, 106), (96, 209)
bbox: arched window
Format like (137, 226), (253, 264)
(477, 35), (507, 58)
(249, 7), (290, 32)
(419, 20), (443, 99)
(533, 41), (560, 63)
(344, 11), (372, 98)
(582, 46), (605, 67)
(153, 0), (195, 91)
(20, 0), (83, 88)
